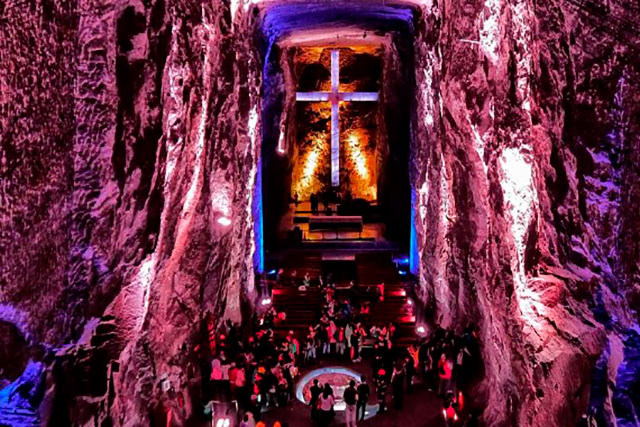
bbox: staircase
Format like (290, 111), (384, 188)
(271, 251), (417, 348)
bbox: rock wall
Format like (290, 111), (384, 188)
(0, 0), (638, 425)
(0, 1), (75, 345)
(2, 0), (262, 424)
(411, 0), (640, 425)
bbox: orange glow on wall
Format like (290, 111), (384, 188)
(292, 132), (329, 199)
(347, 134), (369, 180)
(346, 132), (377, 200)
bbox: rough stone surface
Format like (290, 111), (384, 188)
(411, 0), (640, 425)
(0, 0), (639, 425)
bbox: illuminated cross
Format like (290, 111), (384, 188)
(296, 49), (378, 187)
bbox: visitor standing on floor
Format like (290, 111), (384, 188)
(305, 329), (317, 363)
(309, 379), (322, 421)
(405, 355), (416, 394)
(343, 380), (358, 427)
(438, 352), (453, 396)
(221, 357), (232, 401)
(317, 388), (336, 426)
(442, 390), (460, 426)
(391, 360), (406, 409)
(350, 326), (361, 362)
(374, 369), (388, 414)
(210, 358), (223, 400)
(345, 323), (354, 352)
(356, 376), (370, 422)
(336, 327), (346, 356)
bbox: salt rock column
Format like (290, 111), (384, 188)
(110, 0), (262, 424)
(410, 0), (630, 425)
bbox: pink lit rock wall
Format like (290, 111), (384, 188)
(2, 0), (261, 424)
(411, 0), (640, 425)
(0, 0), (639, 425)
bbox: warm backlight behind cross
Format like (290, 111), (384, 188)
(296, 50), (379, 187)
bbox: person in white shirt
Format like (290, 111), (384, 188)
(317, 389), (335, 426)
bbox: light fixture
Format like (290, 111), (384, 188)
(260, 298), (271, 306)
(407, 299), (413, 306)
(217, 217), (231, 226)
(216, 419), (230, 427)
(416, 325), (426, 335)
(277, 121), (286, 154)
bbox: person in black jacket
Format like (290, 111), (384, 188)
(356, 376), (370, 421)
(309, 379), (322, 421)
(391, 361), (406, 409)
(374, 369), (388, 414)
(343, 380), (358, 427)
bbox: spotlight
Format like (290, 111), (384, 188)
(407, 299), (413, 306)
(260, 298), (271, 306)
(216, 419), (230, 427)
(218, 217), (231, 226)
(416, 325), (426, 335)
(277, 124), (286, 154)
(393, 256), (410, 265)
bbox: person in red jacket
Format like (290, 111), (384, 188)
(442, 390), (460, 426)
(437, 352), (453, 396)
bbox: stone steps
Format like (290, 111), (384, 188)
(270, 251), (417, 346)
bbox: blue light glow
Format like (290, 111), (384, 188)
(261, 4), (415, 47)
(252, 156), (264, 273)
(410, 189), (419, 275)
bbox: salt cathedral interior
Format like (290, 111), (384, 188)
(1, 0), (640, 426)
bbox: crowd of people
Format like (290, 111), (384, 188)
(197, 273), (480, 427)
(198, 273), (406, 425)
(414, 325), (480, 425)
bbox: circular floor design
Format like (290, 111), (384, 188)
(295, 366), (377, 419)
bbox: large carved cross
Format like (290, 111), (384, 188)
(296, 49), (378, 187)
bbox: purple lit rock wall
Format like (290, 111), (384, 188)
(411, 0), (640, 425)
(0, 0), (639, 425)
(2, 0), (261, 423)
